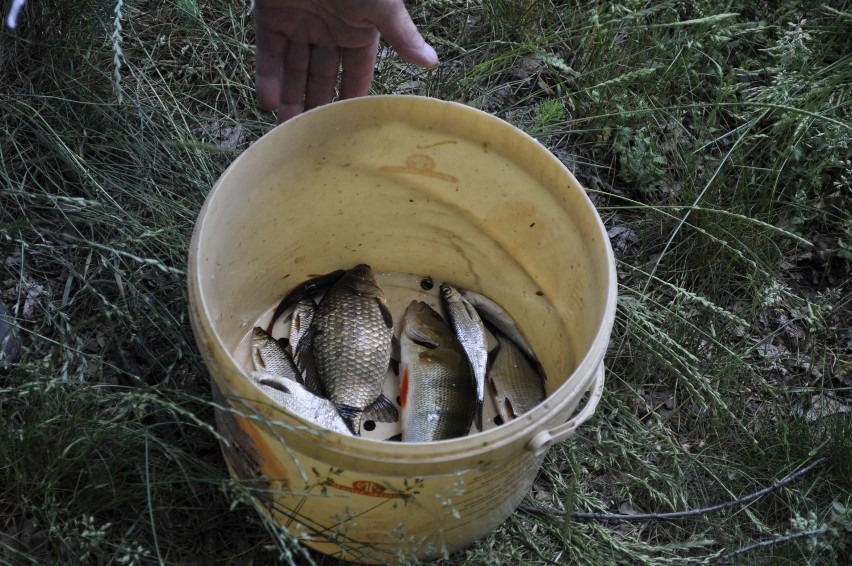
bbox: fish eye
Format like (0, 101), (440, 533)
(420, 277), (434, 290)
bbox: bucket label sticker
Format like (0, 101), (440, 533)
(325, 479), (413, 499)
(379, 154), (458, 183)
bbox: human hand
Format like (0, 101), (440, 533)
(254, 0), (438, 123)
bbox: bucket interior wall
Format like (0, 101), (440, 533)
(197, 98), (611, 395)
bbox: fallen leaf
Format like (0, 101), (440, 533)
(803, 394), (850, 422)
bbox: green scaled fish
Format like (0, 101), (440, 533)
(247, 371), (352, 436)
(399, 301), (474, 442)
(488, 331), (546, 423)
(439, 284), (487, 432)
(299, 264), (397, 435)
(251, 327), (302, 385)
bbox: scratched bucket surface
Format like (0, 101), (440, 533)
(188, 95), (616, 563)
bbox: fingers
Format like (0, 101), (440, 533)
(367, 2), (438, 68)
(339, 35), (379, 99)
(277, 42), (310, 123)
(305, 46), (341, 111)
(255, 23), (286, 112)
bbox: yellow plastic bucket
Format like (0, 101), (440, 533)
(188, 95), (616, 563)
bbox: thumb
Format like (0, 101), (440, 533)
(368, 2), (438, 68)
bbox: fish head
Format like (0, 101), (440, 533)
(340, 264), (382, 296)
(251, 326), (295, 375)
(439, 284), (456, 301)
(348, 264), (375, 285)
(401, 301), (453, 349)
(350, 263), (372, 276)
(251, 327), (276, 366)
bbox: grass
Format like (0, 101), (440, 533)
(1, 0), (850, 564)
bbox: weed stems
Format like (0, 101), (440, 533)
(519, 457), (827, 521)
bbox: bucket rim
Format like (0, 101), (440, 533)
(188, 94), (617, 462)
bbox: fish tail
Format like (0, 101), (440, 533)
(363, 393), (399, 423)
(336, 404), (362, 435)
(531, 357), (548, 382)
(475, 400), (483, 432)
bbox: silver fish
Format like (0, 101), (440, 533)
(251, 327), (301, 384)
(288, 297), (316, 353)
(287, 297), (325, 396)
(247, 371), (352, 435)
(488, 332), (546, 423)
(458, 288), (546, 380)
(302, 264), (397, 434)
(400, 301), (474, 442)
(439, 284), (487, 431)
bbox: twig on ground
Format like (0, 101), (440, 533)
(519, 456), (826, 521)
(714, 527), (830, 563)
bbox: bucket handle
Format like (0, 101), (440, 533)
(527, 363), (605, 456)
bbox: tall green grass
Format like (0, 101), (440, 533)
(2, 0), (849, 564)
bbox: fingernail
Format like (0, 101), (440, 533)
(422, 44), (439, 67)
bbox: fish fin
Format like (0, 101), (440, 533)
(390, 334), (401, 376)
(531, 359), (548, 382)
(411, 336), (440, 350)
(336, 404), (362, 435)
(248, 370), (291, 391)
(503, 397), (517, 419)
(406, 324), (441, 350)
(460, 399), (477, 436)
(399, 367), (409, 409)
(391, 335), (400, 362)
(258, 375), (292, 394)
(485, 338), (501, 373)
(418, 348), (465, 369)
(384, 433), (403, 442)
(302, 367), (325, 398)
(293, 325), (326, 397)
(376, 297), (394, 329)
(363, 393), (399, 424)
(292, 326), (313, 360)
(462, 299), (481, 323)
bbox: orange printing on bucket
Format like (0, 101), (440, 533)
(324, 479), (413, 499)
